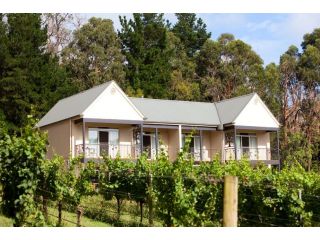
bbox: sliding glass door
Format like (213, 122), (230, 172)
(88, 128), (119, 157)
(182, 134), (201, 160)
(236, 134), (257, 160)
(143, 133), (156, 159)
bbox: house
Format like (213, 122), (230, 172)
(37, 80), (281, 166)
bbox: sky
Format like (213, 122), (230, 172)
(82, 13), (320, 66)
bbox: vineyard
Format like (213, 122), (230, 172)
(1, 119), (320, 227)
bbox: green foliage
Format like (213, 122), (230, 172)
(0, 13), (72, 129)
(119, 13), (172, 98)
(72, 159), (97, 205)
(62, 17), (126, 91)
(172, 13), (211, 58)
(196, 35), (264, 102)
(279, 29), (320, 167)
(165, 31), (200, 101)
(0, 115), (47, 226)
(96, 149), (320, 227)
(282, 132), (313, 170)
(38, 155), (75, 208)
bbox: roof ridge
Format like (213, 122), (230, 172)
(215, 92), (256, 104)
(129, 97), (214, 105)
(59, 81), (112, 103)
(130, 92), (256, 105)
(213, 102), (222, 126)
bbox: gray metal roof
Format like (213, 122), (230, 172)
(214, 93), (255, 124)
(37, 81), (112, 127)
(37, 79), (257, 127)
(129, 97), (220, 126)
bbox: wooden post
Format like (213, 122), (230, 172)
(76, 206), (83, 227)
(277, 130), (280, 170)
(234, 127), (238, 160)
(298, 189), (302, 224)
(140, 124), (144, 156)
(223, 175), (238, 227)
(82, 120), (86, 162)
(199, 130), (203, 161)
(155, 128), (159, 158)
(147, 173), (154, 226)
(178, 125), (183, 151)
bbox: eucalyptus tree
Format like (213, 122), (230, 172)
(196, 33), (264, 102)
(62, 17), (126, 91)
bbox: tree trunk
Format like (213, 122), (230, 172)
(58, 201), (62, 226)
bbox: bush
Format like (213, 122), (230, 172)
(0, 115), (47, 226)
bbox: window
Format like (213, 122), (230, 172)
(87, 128), (119, 157)
(236, 133), (257, 160)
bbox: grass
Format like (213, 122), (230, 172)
(80, 195), (163, 227)
(0, 206), (110, 227)
(0, 214), (14, 227)
(0, 195), (163, 227)
(46, 205), (111, 227)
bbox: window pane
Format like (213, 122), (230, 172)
(242, 136), (249, 148)
(109, 130), (119, 145)
(89, 130), (98, 144)
(236, 136), (241, 148)
(194, 136), (201, 151)
(250, 137), (257, 148)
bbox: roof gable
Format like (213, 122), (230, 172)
(37, 81), (112, 127)
(214, 93), (255, 125)
(234, 94), (280, 128)
(82, 82), (144, 121)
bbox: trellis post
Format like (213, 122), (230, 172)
(223, 175), (238, 227)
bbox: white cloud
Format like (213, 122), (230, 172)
(283, 14), (320, 38)
(246, 20), (278, 33)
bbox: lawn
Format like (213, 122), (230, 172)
(0, 207), (110, 227)
(46, 205), (111, 227)
(0, 214), (14, 227)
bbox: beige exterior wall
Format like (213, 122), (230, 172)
(168, 129), (179, 161)
(41, 119), (71, 159)
(201, 131), (211, 161)
(42, 118), (272, 162)
(256, 132), (271, 160)
(210, 131), (224, 160)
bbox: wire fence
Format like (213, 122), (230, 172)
(3, 174), (320, 227)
